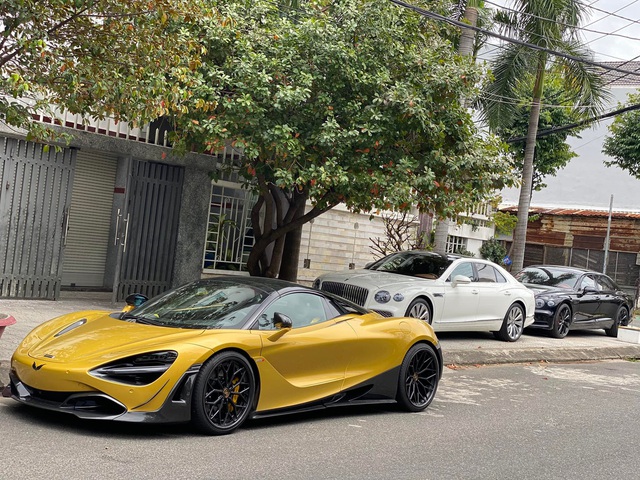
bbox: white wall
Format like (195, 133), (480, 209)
(501, 87), (640, 211)
(296, 205), (409, 285)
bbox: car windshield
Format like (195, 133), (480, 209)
(366, 251), (452, 278)
(515, 267), (581, 290)
(126, 281), (269, 329)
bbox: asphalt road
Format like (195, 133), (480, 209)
(1, 359), (638, 479)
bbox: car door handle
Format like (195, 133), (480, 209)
(504, 291), (512, 296)
(471, 289), (479, 295)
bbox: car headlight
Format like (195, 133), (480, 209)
(393, 293), (405, 302)
(90, 351), (178, 386)
(535, 298), (555, 308)
(374, 290), (391, 303)
(312, 278), (321, 289)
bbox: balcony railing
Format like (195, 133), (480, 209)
(32, 107), (172, 147)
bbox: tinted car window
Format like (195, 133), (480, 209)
(447, 262), (475, 282)
(596, 275), (617, 292)
(579, 275), (598, 290)
(476, 263), (497, 283)
(325, 295), (368, 316)
(258, 293), (328, 330)
(515, 267), (581, 289)
(127, 281), (268, 329)
(366, 252), (452, 278)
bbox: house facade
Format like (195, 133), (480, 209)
(500, 206), (640, 292)
(1, 103), (498, 300)
(0, 115), (213, 301)
(0, 108), (404, 299)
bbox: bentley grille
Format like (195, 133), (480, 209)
(320, 282), (369, 307)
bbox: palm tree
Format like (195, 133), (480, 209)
(481, 0), (607, 272)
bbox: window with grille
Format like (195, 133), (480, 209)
(203, 182), (256, 272)
(446, 235), (467, 254)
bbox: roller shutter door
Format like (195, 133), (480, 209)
(61, 151), (117, 287)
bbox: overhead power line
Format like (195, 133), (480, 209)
(388, 0), (640, 77)
(483, 0), (640, 43)
(582, 1), (640, 46)
(580, 0), (640, 29)
(506, 102), (640, 143)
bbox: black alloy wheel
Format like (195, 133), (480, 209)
(550, 304), (572, 339)
(396, 343), (439, 412)
(191, 351), (256, 435)
(605, 306), (628, 338)
(618, 305), (630, 327)
(406, 298), (432, 324)
(494, 303), (525, 342)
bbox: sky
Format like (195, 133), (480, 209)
(578, 0), (640, 62)
(482, 0), (640, 62)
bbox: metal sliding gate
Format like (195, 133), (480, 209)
(115, 160), (183, 301)
(0, 137), (76, 299)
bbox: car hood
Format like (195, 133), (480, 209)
(524, 284), (574, 296)
(23, 311), (208, 363)
(320, 269), (436, 289)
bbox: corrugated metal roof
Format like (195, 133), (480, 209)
(499, 205), (640, 219)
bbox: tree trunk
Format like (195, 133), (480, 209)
(279, 204), (305, 281)
(510, 54), (546, 273)
(246, 183), (323, 278)
(433, 219), (449, 254)
(459, 5), (478, 57)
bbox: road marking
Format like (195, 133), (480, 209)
(348, 424), (362, 428)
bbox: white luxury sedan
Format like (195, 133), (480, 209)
(314, 250), (535, 342)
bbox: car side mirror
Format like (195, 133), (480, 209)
(452, 275), (472, 287)
(122, 293), (149, 312)
(582, 286), (598, 295)
(273, 312), (293, 329)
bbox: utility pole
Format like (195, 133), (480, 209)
(603, 194), (613, 274)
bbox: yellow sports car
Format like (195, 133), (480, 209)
(10, 277), (442, 435)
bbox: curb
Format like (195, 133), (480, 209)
(443, 345), (640, 366)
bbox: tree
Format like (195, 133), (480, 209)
(603, 93), (640, 177)
(167, 0), (516, 279)
(480, 0), (607, 273)
(494, 74), (588, 192)
(479, 237), (507, 264)
(0, 0), (204, 141)
(369, 212), (427, 260)
(433, 0), (485, 255)
(449, 1), (493, 60)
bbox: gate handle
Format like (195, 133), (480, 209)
(114, 208), (121, 245)
(62, 210), (70, 246)
(122, 213), (130, 253)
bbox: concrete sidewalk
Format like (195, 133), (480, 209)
(2, 293), (640, 387)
